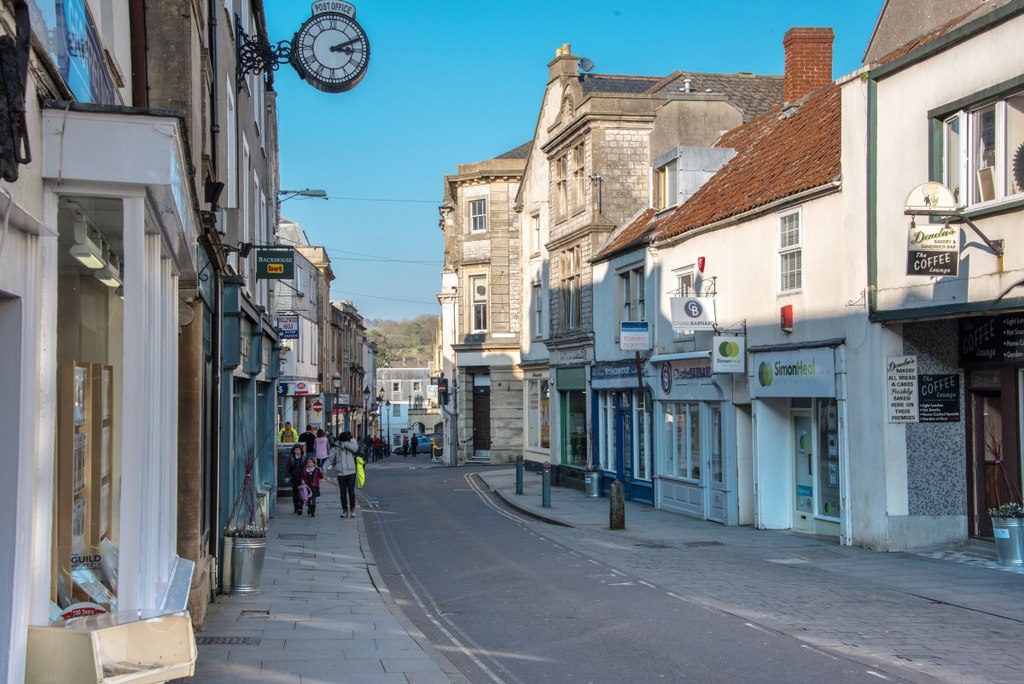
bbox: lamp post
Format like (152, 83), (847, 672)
(332, 371), (342, 439)
(384, 400), (391, 454)
(362, 386), (370, 443)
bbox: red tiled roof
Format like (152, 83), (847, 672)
(655, 84), (841, 243)
(594, 209), (659, 261)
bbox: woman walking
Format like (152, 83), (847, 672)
(334, 431), (360, 517)
(314, 428), (330, 470)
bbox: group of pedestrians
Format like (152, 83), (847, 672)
(286, 426), (366, 519)
(363, 434), (390, 461)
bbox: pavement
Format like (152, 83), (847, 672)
(186, 455), (1024, 684)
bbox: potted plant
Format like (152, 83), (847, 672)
(989, 502), (1024, 567)
(222, 428), (271, 594)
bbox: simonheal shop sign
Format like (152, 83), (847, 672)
(749, 348), (835, 398)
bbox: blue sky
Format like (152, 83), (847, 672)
(264, 1), (882, 322)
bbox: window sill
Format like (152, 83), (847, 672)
(961, 194), (1024, 219)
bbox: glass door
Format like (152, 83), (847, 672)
(793, 411), (814, 534)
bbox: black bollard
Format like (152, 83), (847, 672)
(516, 454), (524, 495)
(542, 463), (551, 508)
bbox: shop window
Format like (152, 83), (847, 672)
(817, 398), (840, 519)
(598, 392), (615, 471)
(54, 198), (124, 619)
(940, 89), (1024, 206)
(673, 269), (695, 341)
(562, 390), (587, 466)
(527, 379), (550, 449)
(664, 401), (701, 480)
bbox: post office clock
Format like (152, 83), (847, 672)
(290, 7), (370, 94)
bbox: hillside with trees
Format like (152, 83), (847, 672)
(367, 314), (438, 368)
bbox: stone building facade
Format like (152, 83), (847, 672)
(438, 145), (529, 463)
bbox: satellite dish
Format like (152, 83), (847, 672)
(579, 57), (595, 73)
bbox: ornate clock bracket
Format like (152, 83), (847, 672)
(235, 16), (292, 85)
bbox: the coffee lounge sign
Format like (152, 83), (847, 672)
(960, 315), (1024, 365)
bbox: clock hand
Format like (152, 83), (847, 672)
(330, 38), (360, 53)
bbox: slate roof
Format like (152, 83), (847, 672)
(579, 74), (663, 95)
(496, 141), (532, 160)
(657, 72), (784, 122)
(655, 84), (841, 243)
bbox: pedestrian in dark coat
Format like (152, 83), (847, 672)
(287, 445), (306, 514)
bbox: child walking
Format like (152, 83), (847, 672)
(301, 456), (324, 517)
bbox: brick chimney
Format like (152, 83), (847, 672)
(783, 27), (834, 104)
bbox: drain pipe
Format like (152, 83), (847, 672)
(128, 0), (148, 107)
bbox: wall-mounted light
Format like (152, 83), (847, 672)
(70, 219), (105, 269)
(96, 251), (122, 288)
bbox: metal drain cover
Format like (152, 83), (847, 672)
(240, 610), (270, 619)
(196, 635), (261, 645)
(279, 533), (316, 540)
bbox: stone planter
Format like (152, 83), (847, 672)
(992, 517), (1024, 566)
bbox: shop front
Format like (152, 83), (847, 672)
(592, 360), (653, 503)
(750, 344), (844, 538)
(523, 367), (551, 465)
(652, 352), (737, 524)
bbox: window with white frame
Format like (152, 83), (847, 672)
(392, 381), (400, 398)
(470, 274), (488, 332)
(532, 282), (544, 338)
(530, 212), (541, 255)
(653, 161), (678, 209)
(572, 142), (586, 212)
(412, 381), (421, 393)
(942, 90), (1024, 205)
(560, 246), (581, 330)
(779, 210), (802, 292)
(618, 266), (645, 324)
(469, 198), (487, 233)
(673, 268), (695, 340)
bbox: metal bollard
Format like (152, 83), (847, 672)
(542, 463), (551, 508)
(516, 454), (524, 495)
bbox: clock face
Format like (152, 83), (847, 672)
(291, 12), (370, 94)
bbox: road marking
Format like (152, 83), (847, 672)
(865, 672), (891, 680)
(465, 473), (534, 525)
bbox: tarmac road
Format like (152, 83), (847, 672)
(362, 465), (920, 684)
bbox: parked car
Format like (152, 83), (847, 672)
(414, 433), (442, 454)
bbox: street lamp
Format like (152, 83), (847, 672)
(384, 400), (391, 453)
(278, 188), (327, 202)
(332, 371), (342, 439)
(362, 386), (370, 443)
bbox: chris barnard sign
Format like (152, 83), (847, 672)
(670, 297), (716, 332)
(256, 247), (295, 279)
(749, 348), (835, 398)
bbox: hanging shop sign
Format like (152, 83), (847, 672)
(886, 355), (919, 423)
(255, 247), (295, 280)
(918, 374), (960, 422)
(712, 335), (745, 373)
(906, 222), (959, 276)
(750, 347), (835, 398)
(276, 313), (299, 339)
(670, 297), (716, 332)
